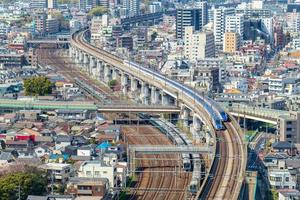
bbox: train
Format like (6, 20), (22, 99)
(124, 60), (228, 130)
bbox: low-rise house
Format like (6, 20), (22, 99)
(77, 146), (93, 157)
(34, 145), (52, 158)
(66, 177), (108, 197)
(278, 189), (300, 200)
(0, 151), (14, 165)
(55, 135), (73, 150)
(272, 142), (298, 156)
(78, 160), (117, 189)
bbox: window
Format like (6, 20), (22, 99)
(286, 177), (289, 182)
(95, 171), (100, 176)
(86, 171), (91, 176)
(102, 171), (107, 174)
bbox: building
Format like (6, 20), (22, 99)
(0, 52), (25, 67)
(47, 0), (57, 9)
(213, 7), (235, 49)
(269, 169), (297, 189)
(78, 161), (117, 189)
(223, 32), (240, 53)
(176, 4), (208, 39)
(278, 112), (300, 143)
(46, 16), (59, 34)
(39, 163), (73, 184)
(225, 14), (244, 44)
(34, 13), (47, 35)
(184, 26), (215, 61)
(123, 0), (140, 17)
(149, 2), (161, 13)
(30, 0), (47, 9)
(66, 177), (108, 197)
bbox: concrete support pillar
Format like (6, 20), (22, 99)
(104, 64), (111, 83)
(143, 84), (150, 105)
(112, 69), (118, 80)
(96, 60), (102, 80)
(83, 53), (89, 70)
(78, 51), (83, 64)
(181, 107), (190, 127)
(74, 50), (79, 64)
(121, 73), (128, 96)
(150, 86), (156, 104)
(161, 92), (170, 106)
(89, 57), (95, 75)
(69, 47), (73, 58)
(130, 77), (138, 93)
(192, 115), (203, 143)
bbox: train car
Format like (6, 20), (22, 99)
(124, 60), (226, 130)
(182, 153), (192, 171)
(189, 178), (200, 194)
(205, 97), (229, 122)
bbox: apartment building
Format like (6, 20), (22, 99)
(184, 26), (215, 61)
(223, 32), (240, 53)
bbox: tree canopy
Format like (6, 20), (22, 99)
(24, 76), (54, 96)
(0, 171), (47, 200)
(88, 6), (108, 17)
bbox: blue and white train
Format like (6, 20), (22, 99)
(124, 60), (228, 130)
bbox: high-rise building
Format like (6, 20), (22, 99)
(213, 7), (235, 49)
(46, 15), (59, 34)
(47, 0), (57, 9)
(33, 13), (47, 34)
(225, 14), (244, 46)
(123, 0), (140, 17)
(223, 32), (240, 53)
(176, 3), (208, 39)
(30, 0), (48, 9)
(184, 26), (215, 60)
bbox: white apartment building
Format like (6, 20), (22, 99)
(184, 26), (215, 61)
(225, 14), (244, 39)
(78, 161), (116, 188)
(269, 169), (296, 189)
(213, 7), (235, 49)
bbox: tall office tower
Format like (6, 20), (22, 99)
(30, 0), (48, 9)
(213, 7), (235, 49)
(47, 0), (57, 9)
(225, 14), (244, 44)
(123, 0), (140, 17)
(176, 2), (208, 39)
(184, 26), (215, 60)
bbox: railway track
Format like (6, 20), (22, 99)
(123, 125), (191, 200)
(71, 29), (246, 199)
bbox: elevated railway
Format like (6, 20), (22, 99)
(70, 29), (246, 199)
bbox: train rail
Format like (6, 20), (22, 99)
(71, 29), (247, 199)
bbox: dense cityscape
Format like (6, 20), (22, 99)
(0, 0), (299, 199)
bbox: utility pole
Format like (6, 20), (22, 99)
(18, 182), (21, 200)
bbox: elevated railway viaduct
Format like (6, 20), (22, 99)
(69, 29), (247, 199)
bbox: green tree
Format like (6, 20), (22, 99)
(24, 76), (54, 96)
(51, 11), (69, 30)
(88, 6), (108, 17)
(0, 171), (47, 200)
